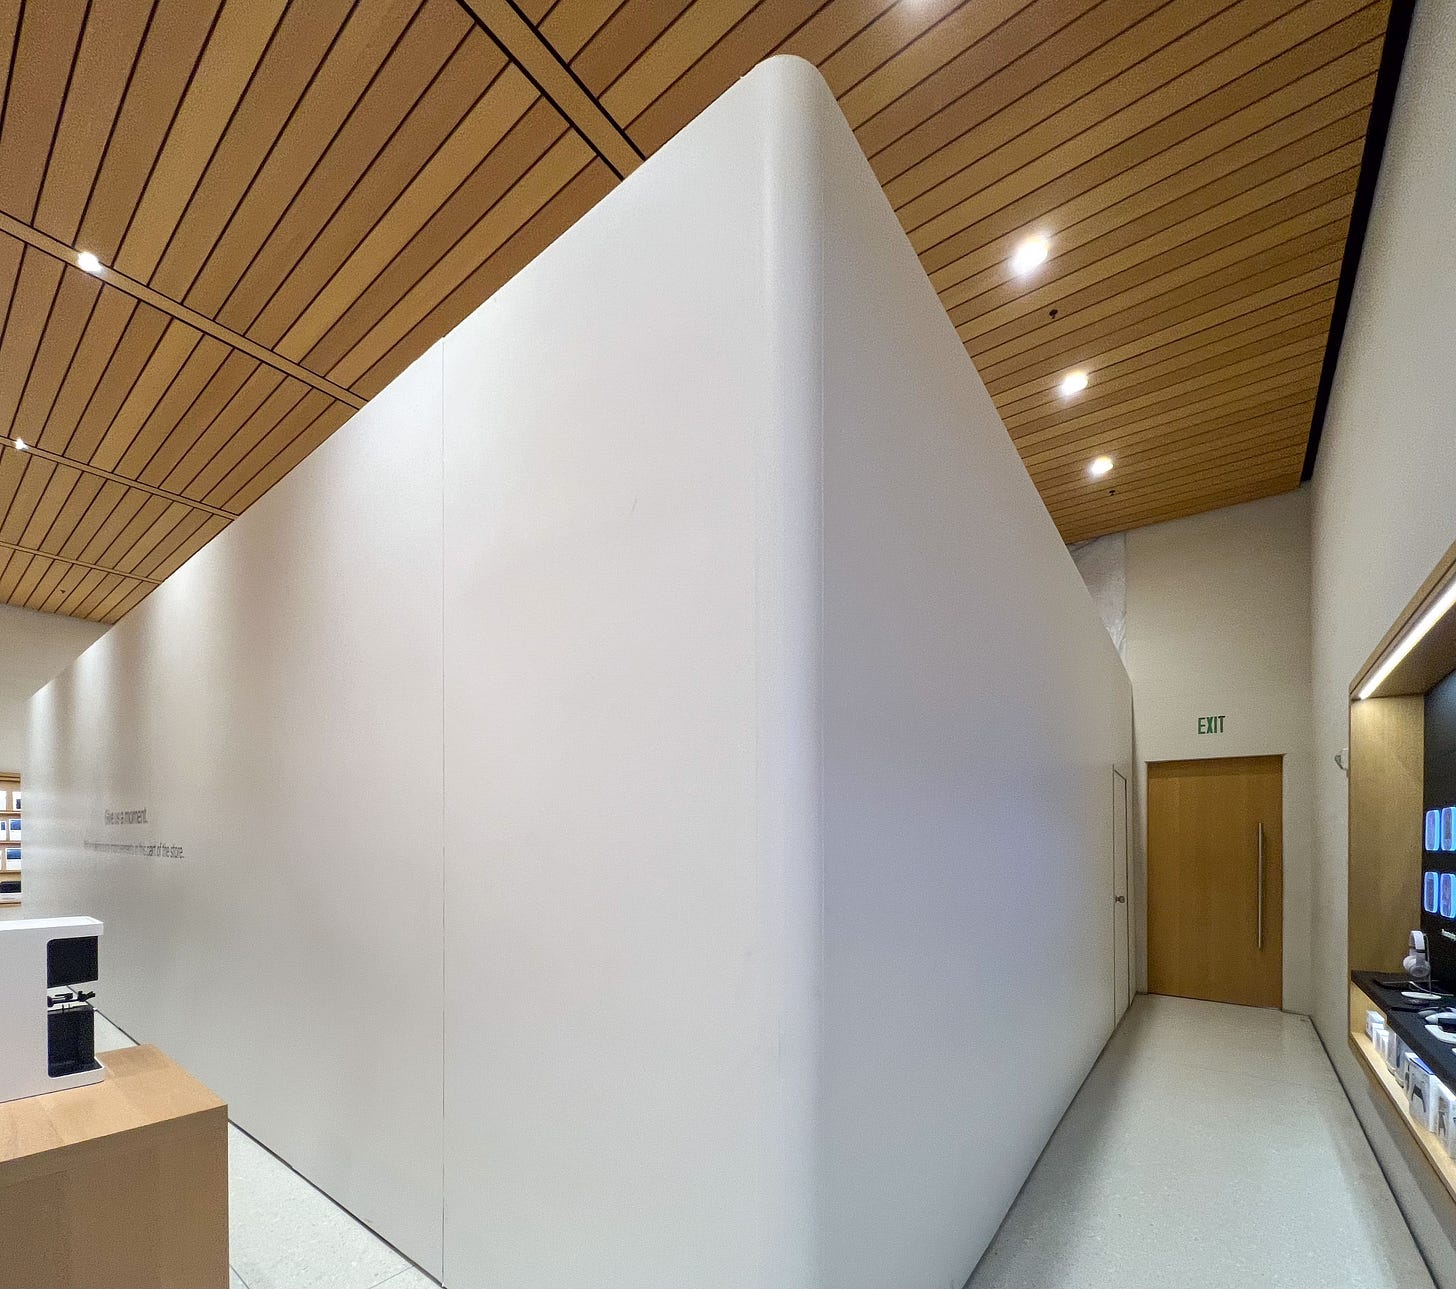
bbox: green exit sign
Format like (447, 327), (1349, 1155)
(1198, 716), (1225, 735)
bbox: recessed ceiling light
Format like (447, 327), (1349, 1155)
(76, 251), (102, 274)
(1060, 369), (1089, 397)
(13, 437), (26, 451)
(1010, 234), (1049, 275)
(1088, 455), (1113, 478)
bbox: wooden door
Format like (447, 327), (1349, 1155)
(1113, 769), (1132, 1021)
(1147, 756), (1283, 1007)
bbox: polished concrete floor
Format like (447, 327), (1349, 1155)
(93, 1014), (433, 1289)
(968, 994), (1434, 1289)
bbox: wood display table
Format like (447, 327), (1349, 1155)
(0, 1044), (228, 1288)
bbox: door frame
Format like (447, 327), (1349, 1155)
(1112, 768), (1132, 1023)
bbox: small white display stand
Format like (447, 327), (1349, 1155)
(0, 916), (104, 1103)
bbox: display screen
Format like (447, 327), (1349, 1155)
(1423, 670), (1456, 987)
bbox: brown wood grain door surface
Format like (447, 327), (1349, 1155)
(1147, 755), (1283, 1008)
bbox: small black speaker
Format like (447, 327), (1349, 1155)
(47, 935), (99, 987)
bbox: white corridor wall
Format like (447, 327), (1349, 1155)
(27, 57), (1132, 1289)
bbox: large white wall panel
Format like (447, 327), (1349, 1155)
(814, 77), (1132, 1287)
(440, 57), (1131, 1289)
(25, 353), (446, 1274)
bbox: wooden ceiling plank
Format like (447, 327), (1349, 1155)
(113, 335), (234, 481)
(114, 0), (291, 283)
(1004, 327), (1329, 435)
(16, 459), (86, 552)
(48, 294), (170, 459)
(930, 76), (1373, 303)
(0, 454), (55, 545)
(952, 167), (1358, 346)
(72, 486), (153, 567)
(319, 126), (594, 389)
(539, 0), (634, 65)
(624, 0), (831, 155)
(0, 250), (66, 436)
(597, 0), (758, 129)
(916, 34), (1382, 278)
(147, 0), (361, 302)
(105, 503), (212, 580)
(55, 568), (119, 622)
(889, 0), (1318, 214)
(135, 350), (260, 488)
(838, 0), (1040, 130)
(902, 1), (1384, 248)
(455, 0), (642, 176)
(140, 512), (229, 582)
(1035, 417), (1312, 497)
(200, 388), (334, 509)
(0, 547), (33, 604)
(215, 0), (476, 338)
(173, 376), (311, 503)
(270, 60), (536, 361)
(294, 94), (566, 378)
(1057, 475), (1296, 542)
(85, 320), (203, 473)
(1012, 360), (1324, 455)
(353, 153), (614, 398)
(862, 0), (1152, 172)
(777, 1), (900, 72)
(565, 0), (691, 90)
(158, 365), (286, 497)
(0, 0), (88, 224)
(243, 28), (505, 351)
(217, 398), (356, 513)
(1052, 452), (1303, 528)
(97, 580), (158, 624)
(75, 0), (225, 265)
(21, 557), (74, 613)
(987, 281), (1336, 401)
(944, 121), (1363, 324)
(8, 269), (103, 447)
(817, 0), (966, 100)
(979, 268), (1338, 393)
(995, 300), (1334, 414)
(1031, 412), (1312, 493)
(25, 472), (106, 570)
(180, 0), (425, 319)
(33, 0), (154, 246)
(90, 496), (192, 575)
(1020, 388), (1317, 470)
(969, 228), (1345, 378)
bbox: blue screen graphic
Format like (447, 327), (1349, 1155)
(1442, 873), (1456, 919)
(1445, 808), (1456, 851)
(1430, 810), (1443, 851)
(1428, 871), (1442, 914)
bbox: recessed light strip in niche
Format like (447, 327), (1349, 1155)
(0, 435), (236, 520)
(0, 213), (366, 412)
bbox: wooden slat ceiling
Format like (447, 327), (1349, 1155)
(0, 0), (1390, 621)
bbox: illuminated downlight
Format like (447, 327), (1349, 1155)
(1442, 873), (1456, 919)
(1430, 809), (1443, 851)
(1427, 871), (1442, 914)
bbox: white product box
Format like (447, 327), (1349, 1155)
(1434, 1080), (1456, 1153)
(1367, 1009), (1386, 1041)
(1385, 1030), (1407, 1075)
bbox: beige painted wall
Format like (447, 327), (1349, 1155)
(1121, 488), (1314, 1012)
(0, 601), (106, 771)
(1309, 0), (1456, 1280)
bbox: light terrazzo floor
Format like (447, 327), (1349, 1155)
(967, 994), (1434, 1289)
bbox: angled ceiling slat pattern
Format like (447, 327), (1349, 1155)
(0, 0), (1391, 621)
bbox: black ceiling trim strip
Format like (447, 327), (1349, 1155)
(1301, 0), (1416, 482)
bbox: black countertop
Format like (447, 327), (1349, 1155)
(1353, 969), (1456, 1091)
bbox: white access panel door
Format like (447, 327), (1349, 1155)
(1113, 769), (1132, 1021)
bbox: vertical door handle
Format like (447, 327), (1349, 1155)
(1256, 822), (1265, 950)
